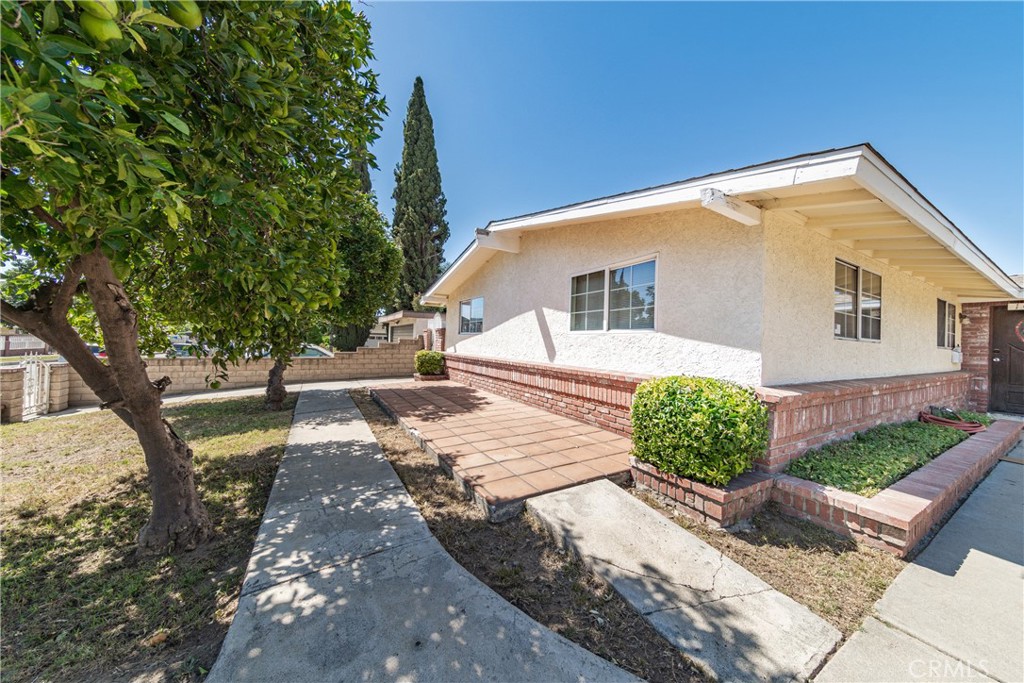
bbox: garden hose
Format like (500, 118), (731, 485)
(918, 411), (987, 434)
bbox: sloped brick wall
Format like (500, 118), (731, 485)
(443, 355), (972, 474)
(757, 372), (969, 472)
(444, 354), (645, 436)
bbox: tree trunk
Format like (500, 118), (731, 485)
(2, 249), (213, 553)
(266, 359), (287, 411)
(78, 250), (213, 553)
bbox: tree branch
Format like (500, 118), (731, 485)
(31, 205), (67, 233)
(0, 298), (40, 330)
(52, 257), (84, 317)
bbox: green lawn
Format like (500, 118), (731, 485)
(1, 395), (295, 682)
(785, 420), (969, 497)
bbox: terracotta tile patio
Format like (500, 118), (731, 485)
(370, 381), (632, 520)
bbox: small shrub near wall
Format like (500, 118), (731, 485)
(631, 376), (769, 486)
(415, 350), (445, 376)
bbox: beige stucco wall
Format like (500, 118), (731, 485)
(760, 212), (962, 385)
(445, 208), (765, 384)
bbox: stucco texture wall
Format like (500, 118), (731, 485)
(445, 209), (765, 384)
(760, 212), (961, 386)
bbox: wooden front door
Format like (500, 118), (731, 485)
(991, 306), (1024, 414)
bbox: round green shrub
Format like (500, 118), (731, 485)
(415, 350), (445, 375)
(631, 375), (769, 486)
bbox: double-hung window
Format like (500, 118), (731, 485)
(834, 259), (881, 341)
(937, 299), (956, 348)
(459, 297), (483, 335)
(570, 258), (656, 331)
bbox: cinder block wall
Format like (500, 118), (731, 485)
(66, 339), (421, 407)
(1, 367), (25, 423)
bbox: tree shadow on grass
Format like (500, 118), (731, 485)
(0, 445), (283, 683)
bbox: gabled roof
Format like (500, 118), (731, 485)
(422, 144), (1021, 305)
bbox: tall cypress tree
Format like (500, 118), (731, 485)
(392, 76), (449, 310)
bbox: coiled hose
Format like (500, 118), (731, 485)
(919, 411), (987, 434)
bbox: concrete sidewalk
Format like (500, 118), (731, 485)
(207, 381), (637, 683)
(817, 442), (1024, 683)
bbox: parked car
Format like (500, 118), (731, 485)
(294, 344), (334, 358)
(165, 342), (208, 358)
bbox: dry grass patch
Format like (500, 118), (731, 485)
(635, 492), (905, 636)
(1, 395), (296, 683)
(350, 389), (704, 683)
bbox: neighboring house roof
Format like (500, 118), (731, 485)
(422, 144), (1022, 306)
(378, 310), (437, 324)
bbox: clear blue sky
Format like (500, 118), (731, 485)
(362, 2), (1024, 277)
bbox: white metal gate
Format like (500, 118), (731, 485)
(21, 358), (50, 417)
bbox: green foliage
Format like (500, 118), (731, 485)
(630, 376), (769, 486)
(392, 76), (448, 310)
(331, 323), (371, 352)
(786, 421), (969, 497)
(414, 350), (445, 375)
(1, 0), (386, 365)
(956, 410), (994, 426)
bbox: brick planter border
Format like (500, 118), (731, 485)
(771, 419), (1022, 557)
(413, 373), (449, 382)
(631, 459), (775, 528)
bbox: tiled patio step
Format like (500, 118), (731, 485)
(370, 383), (632, 522)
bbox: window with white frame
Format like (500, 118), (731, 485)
(937, 299), (956, 348)
(569, 258), (656, 332)
(459, 297), (483, 334)
(834, 259), (881, 341)
(570, 270), (606, 331)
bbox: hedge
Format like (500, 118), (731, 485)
(631, 376), (769, 486)
(415, 350), (445, 375)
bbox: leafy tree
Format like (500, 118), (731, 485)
(326, 147), (395, 355)
(1, 0), (384, 552)
(391, 76), (448, 310)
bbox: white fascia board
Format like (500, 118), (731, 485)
(485, 147), (864, 234)
(421, 240), (490, 306)
(853, 152), (1020, 298)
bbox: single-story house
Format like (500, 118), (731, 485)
(420, 144), (1023, 470)
(0, 327), (51, 357)
(377, 310), (437, 344)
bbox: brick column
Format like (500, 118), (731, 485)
(961, 302), (992, 411)
(432, 328), (446, 351)
(421, 329), (433, 351)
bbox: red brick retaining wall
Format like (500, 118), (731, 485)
(443, 354), (646, 436)
(771, 420), (1022, 556)
(631, 459), (774, 528)
(444, 356), (972, 473)
(756, 372), (970, 472)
